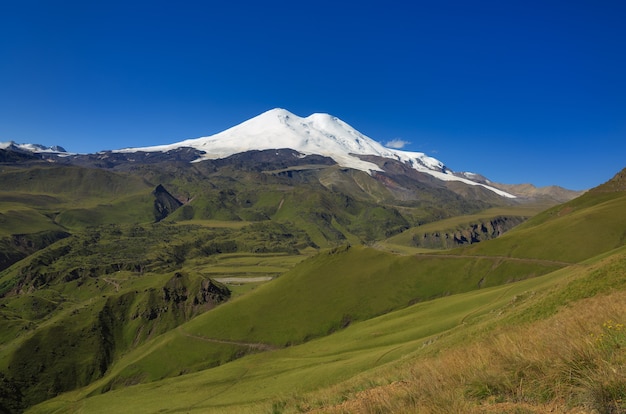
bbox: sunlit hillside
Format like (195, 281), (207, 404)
(12, 168), (625, 413)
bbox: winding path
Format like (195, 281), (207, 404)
(372, 243), (577, 267)
(178, 327), (278, 351)
(413, 253), (576, 267)
(102, 277), (121, 292)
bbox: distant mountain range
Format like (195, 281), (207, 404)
(0, 108), (581, 202)
(0, 141), (67, 154)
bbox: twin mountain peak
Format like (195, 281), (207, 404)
(1, 108), (580, 201)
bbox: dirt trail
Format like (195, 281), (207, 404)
(372, 243), (577, 267)
(214, 276), (273, 284)
(414, 253), (577, 267)
(102, 277), (121, 292)
(178, 328), (278, 351)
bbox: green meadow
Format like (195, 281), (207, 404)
(1, 162), (625, 413)
(29, 243), (626, 413)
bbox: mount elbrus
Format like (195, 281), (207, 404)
(0, 108), (579, 203)
(1, 110), (618, 414)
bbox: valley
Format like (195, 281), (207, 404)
(0, 118), (623, 413)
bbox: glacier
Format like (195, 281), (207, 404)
(116, 108), (515, 198)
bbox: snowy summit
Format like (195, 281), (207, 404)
(0, 141), (67, 154)
(118, 108), (515, 198)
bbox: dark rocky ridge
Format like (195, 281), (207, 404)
(1, 143), (582, 203)
(410, 216), (528, 249)
(68, 147), (207, 169)
(0, 148), (41, 163)
(153, 184), (183, 222)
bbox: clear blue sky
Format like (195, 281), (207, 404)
(1, 1), (625, 190)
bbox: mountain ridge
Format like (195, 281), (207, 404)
(0, 141), (67, 154)
(115, 108), (516, 198)
(0, 115), (622, 412)
(0, 109), (582, 202)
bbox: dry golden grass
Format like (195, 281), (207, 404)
(301, 291), (626, 414)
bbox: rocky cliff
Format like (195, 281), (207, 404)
(411, 216), (527, 249)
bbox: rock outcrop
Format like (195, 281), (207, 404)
(153, 184), (183, 222)
(411, 216), (527, 249)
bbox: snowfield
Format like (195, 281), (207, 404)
(114, 108), (515, 198)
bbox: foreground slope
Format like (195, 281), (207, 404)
(68, 245), (560, 394)
(25, 168), (626, 413)
(29, 232), (626, 413)
(0, 148), (533, 411)
(455, 187), (626, 263)
(0, 220), (317, 410)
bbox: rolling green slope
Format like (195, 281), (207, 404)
(0, 165), (185, 278)
(382, 206), (541, 249)
(28, 243), (626, 413)
(0, 220), (318, 410)
(0, 165), (158, 232)
(182, 245), (561, 345)
(455, 190), (626, 263)
(0, 165), (150, 199)
(23, 243), (562, 400)
(22, 173), (626, 413)
(141, 160), (499, 246)
(168, 180), (412, 246)
(2, 162), (624, 413)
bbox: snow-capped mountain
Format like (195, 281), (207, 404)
(0, 141), (68, 154)
(118, 108), (515, 198)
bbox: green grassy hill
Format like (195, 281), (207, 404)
(454, 190), (626, 263)
(0, 165), (150, 199)
(129, 160), (498, 246)
(16, 173), (626, 413)
(1, 161), (624, 413)
(27, 239), (626, 413)
(0, 219), (319, 410)
(0, 165), (160, 272)
(74, 244), (560, 395)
